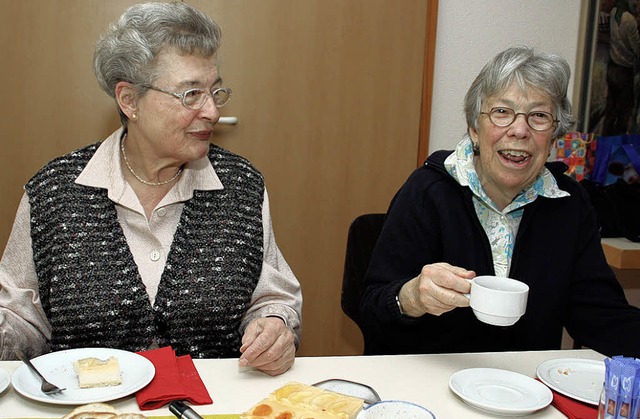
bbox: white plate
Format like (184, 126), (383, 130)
(449, 368), (553, 416)
(0, 367), (10, 394)
(536, 358), (604, 405)
(12, 347), (155, 405)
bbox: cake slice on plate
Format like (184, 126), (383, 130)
(73, 356), (122, 389)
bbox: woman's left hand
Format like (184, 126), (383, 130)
(238, 317), (296, 376)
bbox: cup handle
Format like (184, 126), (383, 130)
(464, 279), (474, 299)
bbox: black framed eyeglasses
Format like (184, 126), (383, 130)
(142, 85), (232, 110)
(480, 107), (557, 131)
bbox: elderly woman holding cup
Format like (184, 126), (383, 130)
(360, 46), (640, 357)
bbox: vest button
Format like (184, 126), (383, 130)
(149, 249), (161, 261)
(157, 208), (167, 217)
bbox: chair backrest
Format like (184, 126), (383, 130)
(341, 213), (386, 333)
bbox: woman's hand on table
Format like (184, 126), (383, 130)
(239, 316), (296, 376)
(398, 262), (475, 317)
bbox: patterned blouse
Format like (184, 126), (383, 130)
(444, 137), (569, 277)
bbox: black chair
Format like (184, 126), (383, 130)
(341, 213), (386, 352)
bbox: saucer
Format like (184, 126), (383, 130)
(0, 368), (9, 394)
(449, 368), (552, 416)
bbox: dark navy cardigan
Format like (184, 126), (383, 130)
(361, 150), (640, 357)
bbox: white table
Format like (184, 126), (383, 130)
(0, 349), (604, 418)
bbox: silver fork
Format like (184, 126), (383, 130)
(15, 349), (65, 395)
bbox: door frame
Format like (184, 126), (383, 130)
(418, 0), (438, 165)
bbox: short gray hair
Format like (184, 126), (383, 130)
(93, 1), (222, 125)
(464, 46), (574, 139)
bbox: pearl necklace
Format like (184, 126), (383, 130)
(120, 134), (183, 186)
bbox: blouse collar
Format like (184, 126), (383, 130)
(444, 136), (569, 213)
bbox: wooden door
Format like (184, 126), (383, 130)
(0, 0), (429, 356)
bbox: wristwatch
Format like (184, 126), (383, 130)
(395, 294), (406, 316)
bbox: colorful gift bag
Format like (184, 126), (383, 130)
(582, 134), (640, 242)
(590, 134), (640, 186)
(555, 132), (596, 181)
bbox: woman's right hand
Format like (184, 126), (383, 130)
(397, 262), (475, 317)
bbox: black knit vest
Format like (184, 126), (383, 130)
(25, 142), (264, 358)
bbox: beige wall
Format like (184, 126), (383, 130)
(0, 1), (125, 247)
(430, 0), (584, 152)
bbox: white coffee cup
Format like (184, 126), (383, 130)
(466, 275), (529, 326)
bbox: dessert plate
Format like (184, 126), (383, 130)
(449, 368), (552, 416)
(0, 367), (10, 394)
(12, 347), (154, 405)
(536, 358), (605, 405)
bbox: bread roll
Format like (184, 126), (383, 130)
(61, 403), (147, 419)
(61, 403), (118, 419)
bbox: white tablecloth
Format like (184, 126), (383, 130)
(0, 349), (604, 418)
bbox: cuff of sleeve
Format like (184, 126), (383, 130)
(265, 313), (288, 327)
(253, 305), (301, 349)
(388, 281), (417, 322)
(259, 305), (293, 327)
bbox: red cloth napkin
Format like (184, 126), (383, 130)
(541, 381), (598, 419)
(135, 346), (213, 410)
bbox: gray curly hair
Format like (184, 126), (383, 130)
(93, 1), (222, 125)
(464, 46), (575, 139)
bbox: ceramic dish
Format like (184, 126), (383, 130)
(12, 347), (154, 405)
(0, 367), (10, 394)
(449, 367), (553, 416)
(357, 400), (435, 418)
(536, 358), (605, 405)
(313, 378), (381, 405)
